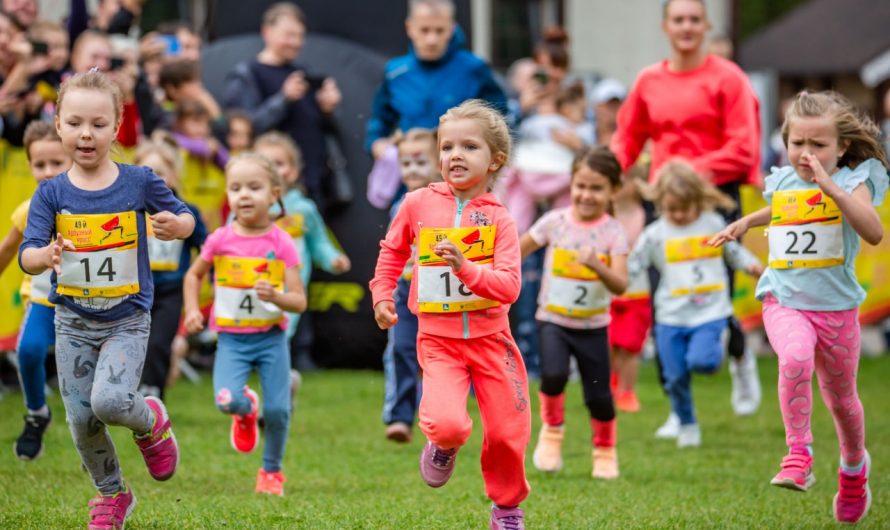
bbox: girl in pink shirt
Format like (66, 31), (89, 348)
(183, 153), (306, 496)
(519, 146), (629, 480)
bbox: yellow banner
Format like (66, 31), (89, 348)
(0, 140), (35, 347)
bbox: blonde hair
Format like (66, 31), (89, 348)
(262, 2), (306, 26)
(781, 90), (890, 171)
(438, 99), (511, 190)
(395, 127), (437, 156)
(225, 151), (287, 218)
(55, 69), (123, 126)
(651, 160), (735, 212)
(23, 121), (61, 161)
(254, 131), (303, 172)
(134, 131), (183, 180)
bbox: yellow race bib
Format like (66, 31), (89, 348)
(545, 248), (610, 318)
(213, 256), (285, 327)
(416, 226), (499, 313)
(56, 212), (140, 298)
(664, 235), (725, 297)
(146, 213), (184, 271)
(768, 189), (843, 269)
(276, 213), (305, 239)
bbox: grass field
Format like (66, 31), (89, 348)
(0, 357), (888, 529)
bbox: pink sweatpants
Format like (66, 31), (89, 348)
(762, 294), (866, 464)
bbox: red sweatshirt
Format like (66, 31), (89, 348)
(611, 55), (761, 186)
(370, 182), (521, 339)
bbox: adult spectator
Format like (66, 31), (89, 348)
(610, 0), (762, 424)
(3, 0), (37, 30)
(222, 2), (341, 207)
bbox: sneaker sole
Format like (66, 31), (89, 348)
(770, 473), (815, 492)
(231, 389), (260, 454)
(144, 397), (179, 481)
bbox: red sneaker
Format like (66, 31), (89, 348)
(134, 396), (178, 481)
(770, 446), (814, 492)
(834, 452), (871, 524)
(88, 485), (136, 530)
(231, 387), (259, 453)
(256, 468), (286, 496)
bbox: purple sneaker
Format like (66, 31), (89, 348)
(834, 451), (871, 524)
(88, 485), (136, 530)
(419, 441), (457, 488)
(490, 505), (525, 530)
(134, 396), (179, 481)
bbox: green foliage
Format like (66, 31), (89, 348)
(738, 0), (811, 41)
(1, 359), (888, 528)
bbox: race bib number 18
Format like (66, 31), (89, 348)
(415, 226), (499, 313)
(56, 212), (140, 298)
(214, 256), (285, 327)
(768, 189), (843, 269)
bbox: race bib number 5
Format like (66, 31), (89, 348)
(768, 189), (843, 269)
(415, 226), (499, 313)
(545, 248), (610, 318)
(214, 256), (285, 327)
(56, 212), (140, 298)
(664, 235), (725, 297)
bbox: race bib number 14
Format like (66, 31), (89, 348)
(56, 212), (140, 298)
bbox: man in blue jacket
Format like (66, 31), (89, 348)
(365, 0), (506, 159)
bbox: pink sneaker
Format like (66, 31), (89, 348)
(490, 505), (524, 530)
(834, 452), (871, 524)
(419, 441), (457, 488)
(770, 446), (814, 491)
(88, 485), (136, 530)
(134, 396), (179, 481)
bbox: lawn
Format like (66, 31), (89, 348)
(0, 357), (887, 529)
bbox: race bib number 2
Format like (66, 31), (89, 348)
(56, 212), (140, 298)
(415, 226), (499, 313)
(769, 189), (843, 269)
(545, 248), (610, 318)
(214, 256), (285, 327)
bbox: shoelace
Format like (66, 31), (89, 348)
(838, 473), (866, 500)
(431, 448), (455, 467)
(497, 514), (523, 530)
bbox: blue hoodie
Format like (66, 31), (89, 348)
(365, 26), (507, 152)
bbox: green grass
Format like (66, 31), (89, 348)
(1, 358), (888, 529)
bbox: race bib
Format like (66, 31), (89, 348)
(664, 235), (725, 297)
(56, 212), (140, 298)
(544, 248), (609, 318)
(768, 189), (843, 269)
(146, 213), (184, 271)
(415, 226), (499, 313)
(623, 267), (651, 299)
(276, 213), (305, 239)
(213, 255), (285, 327)
(25, 270), (54, 306)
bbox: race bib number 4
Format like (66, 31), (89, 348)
(664, 235), (725, 297)
(415, 226), (499, 313)
(56, 212), (140, 298)
(545, 248), (609, 318)
(769, 189), (843, 269)
(214, 256), (285, 327)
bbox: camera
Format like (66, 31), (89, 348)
(29, 39), (48, 56)
(532, 68), (549, 86)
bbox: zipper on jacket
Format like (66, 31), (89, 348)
(454, 197), (470, 339)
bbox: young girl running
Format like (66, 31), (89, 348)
(520, 146), (628, 480)
(183, 152), (306, 497)
(629, 161), (761, 448)
(370, 100), (530, 530)
(0, 121), (70, 460)
(711, 90), (888, 524)
(137, 132), (208, 400)
(19, 70), (195, 530)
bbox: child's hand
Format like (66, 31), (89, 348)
(577, 248), (605, 272)
(332, 254), (351, 273)
(255, 280), (278, 303)
(801, 153), (842, 196)
(47, 233), (74, 274)
(709, 219), (748, 247)
(433, 240), (465, 271)
(184, 308), (204, 334)
(374, 301), (398, 330)
(746, 262), (764, 278)
(150, 211), (183, 240)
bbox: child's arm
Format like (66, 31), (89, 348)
(255, 265), (306, 314)
(724, 240), (764, 277)
(182, 257), (211, 334)
(369, 194), (415, 318)
(579, 250), (628, 295)
(151, 211), (196, 241)
(305, 202), (351, 274)
(519, 233), (544, 259)
(709, 206), (770, 247)
(0, 226), (24, 276)
(448, 216), (521, 305)
(144, 168), (196, 240)
(804, 153), (883, 245)
(626, 228), (655, 278)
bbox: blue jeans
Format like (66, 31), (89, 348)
(382, 279), (421, 426)
(214, 329), (291, 472)
(654, 319), (727, 425)
(512, 250), (543, 379)
(16, 302), (55, 411)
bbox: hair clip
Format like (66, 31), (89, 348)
(88, 66), (100, 73)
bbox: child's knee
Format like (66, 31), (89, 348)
(421, 416), (471, 449)
(539, 373), (569, 395)
(215, 387), (239, 414)
(689, 356), (722, 374)
(91, 392), (137, 426)
(584, 396), (615, 421)
(262, 406), (290, 432)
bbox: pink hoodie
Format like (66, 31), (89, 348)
(370, 182), (521, 339)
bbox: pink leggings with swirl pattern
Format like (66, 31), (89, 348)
(762, 294), (865, 465)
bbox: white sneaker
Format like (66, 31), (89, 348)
(677, 423), (701, 448)
(655, 412), (680, 439)
(730, 349), (762, 416)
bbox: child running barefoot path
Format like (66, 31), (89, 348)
(711, 90), (889, 524)
(370, 100), (530, 530)
(519, 146), (628, 480)
(18, 71), (195, 530)
(183, 152), (306, 497)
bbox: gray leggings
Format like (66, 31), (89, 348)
(55, 304), (153, 495)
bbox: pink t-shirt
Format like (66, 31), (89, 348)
(529, 208), (629, 329)
(201, 223), (301, 334)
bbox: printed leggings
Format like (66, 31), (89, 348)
(762, 294), (865, 464)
